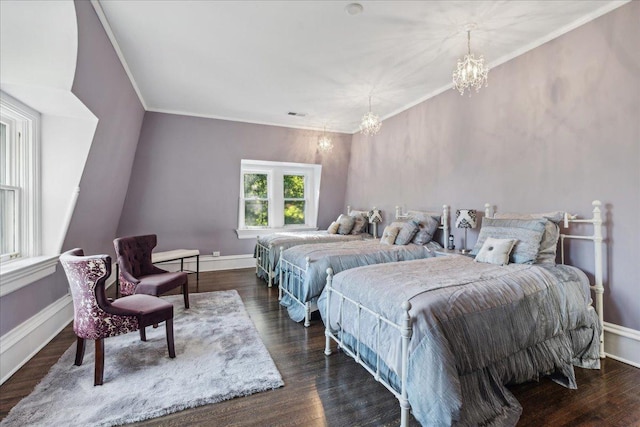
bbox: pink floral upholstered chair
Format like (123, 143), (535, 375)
(60, 248), (176, 386)
(114, 234), (190, 308)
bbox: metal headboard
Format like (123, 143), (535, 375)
(395, 205), (450, 248)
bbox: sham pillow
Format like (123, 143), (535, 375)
(474, 237), (517, 266)
(350, 213), (369, 235)
(494, 211), (563, 264)
(336, 214), (355, 235)
(327, 221), (340, 234)
(410, 214), (440, 245)
(380, 226), (401, 245)
(395, 219), (420, 245)
(471, 218), (546, 264)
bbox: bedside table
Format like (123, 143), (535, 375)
(435, 248), (475, 258)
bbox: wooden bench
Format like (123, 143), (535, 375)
(115, 249), (200, 298)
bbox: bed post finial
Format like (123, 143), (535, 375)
(395, 205), (402, 219)
(484, 203), (492, 219)
(347, 205), (352, 215)
(324, 268), (334, 356)
(442, 205), (450, 248)
(305, 256), (311, 269)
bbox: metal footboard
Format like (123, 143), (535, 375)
(278, 247), (315, 327)
(255, 241), (276, 287)
(324, 268), (412, 427)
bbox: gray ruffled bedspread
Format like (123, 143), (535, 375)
(318, 255), (600, 426)
(278, 239), (441, 322)
(255, 231), (369, 282)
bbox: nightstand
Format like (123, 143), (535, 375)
(434, 248), (475, 258)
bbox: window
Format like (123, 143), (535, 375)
(237, 160), (321, 239)
(0, 93), (40, 263)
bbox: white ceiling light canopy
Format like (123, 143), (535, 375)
(359, 95), (382, 136)
(452, 23), (489, 96)
(345, 3), (364, 15)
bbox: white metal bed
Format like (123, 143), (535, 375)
(279, 205), (450, 327)
(255, 206), (373, 287)
(323, 200), (605, 426)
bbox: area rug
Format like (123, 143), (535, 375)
(1, 290), (284, 427)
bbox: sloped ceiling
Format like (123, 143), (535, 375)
(94, 0), (628, 133)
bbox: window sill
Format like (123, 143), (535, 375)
(235, 226), (318, 240)
(0, 255), (59, 297)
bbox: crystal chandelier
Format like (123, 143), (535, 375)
(318, 126), (333, 152)
(359, 95), (382, 136)
(452, 30), (489, 96)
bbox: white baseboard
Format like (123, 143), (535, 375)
(604, 322), (640, 368)
(0, 294), (74, 385)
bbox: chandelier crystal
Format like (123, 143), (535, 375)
(360, 96), (382, 136)
(452, 30), (489, 96)
(318, 126), (333, 152)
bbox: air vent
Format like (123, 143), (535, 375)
(287, 112), (307, 117)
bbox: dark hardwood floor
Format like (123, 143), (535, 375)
(1, 268), (639, 426)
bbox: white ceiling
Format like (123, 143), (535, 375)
(94, 0), (627, 134)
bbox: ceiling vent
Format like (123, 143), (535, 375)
(287, 112), (307, 117)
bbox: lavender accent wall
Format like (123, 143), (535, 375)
(117, 112), (351, 256)
(0, 1), (144, 336)
(344, 2), (639, 330)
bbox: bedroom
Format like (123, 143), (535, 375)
(1, 0), (638, 425)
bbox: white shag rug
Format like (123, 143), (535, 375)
(1, 290), (284, 426)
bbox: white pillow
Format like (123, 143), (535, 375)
(474, 237), (517, 266)
(380, 226), (401, 245)
(327, 221), (340, 234)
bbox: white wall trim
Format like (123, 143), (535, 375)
(0, 294), (73, 385)
(604, 322), (640, 368)
(0, 255), (59, 297)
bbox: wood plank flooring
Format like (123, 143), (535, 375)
(1, 268), (639, 426)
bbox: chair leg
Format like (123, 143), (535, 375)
(140, 326), (147, 342)
(183, 282), (190, 309)
(166, 319), (176, 358)
(74, 337), (86, 366)
(94, 338), (104, 386)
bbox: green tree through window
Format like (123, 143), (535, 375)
(284, 175), (305, 225)
(244, 173), (268, 226)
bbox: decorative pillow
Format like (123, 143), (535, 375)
(350, 213), (369, 235)
(474, 237), (517, 266)
(395, 219), (420, 245)
(410, 214), (440, 245)
(327, 221), (340, 234)
(494, 211), (563, 264)
(471, 218), (546, 264)
(380, 226), (400, 245)
(336, 214), (355, 235)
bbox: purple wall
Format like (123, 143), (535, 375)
(0, 1), (145, 336)
(345, 2), (639, 330)
(116, 112), (352, 256)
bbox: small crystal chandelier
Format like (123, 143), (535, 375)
(359, 95), (382, 136)
(318, 126), (333, 153)
(452, 29), (489, 96)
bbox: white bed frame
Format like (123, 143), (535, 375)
(280, 205), (451, 327)
(255, 205), (370, 288)
(324, 200), (605, 426)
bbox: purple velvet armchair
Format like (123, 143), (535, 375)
(114, 234), (190, 308)
(60, 248), (176, 386)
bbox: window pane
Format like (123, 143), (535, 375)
(244, 174), (267, 198)
(245, 200), (268, 226)
(284, 201), (305, 225)
(0, 187), (16, 255)
(0, 123), (6, 185)
(283, 175), (304, 198)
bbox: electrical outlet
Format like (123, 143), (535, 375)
(213, 251), (221, 257)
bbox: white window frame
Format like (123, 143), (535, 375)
(236, 159), (322, 239)
(0, 93), (55, 298)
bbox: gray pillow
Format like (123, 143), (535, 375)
(336, 214), (355, 235)
(350, 213), (368, 234)
(411, 214), (440, 245)
(494, 211), (563, 264)
(395, 219), (420, 245)
(471, 218), (546, 264)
